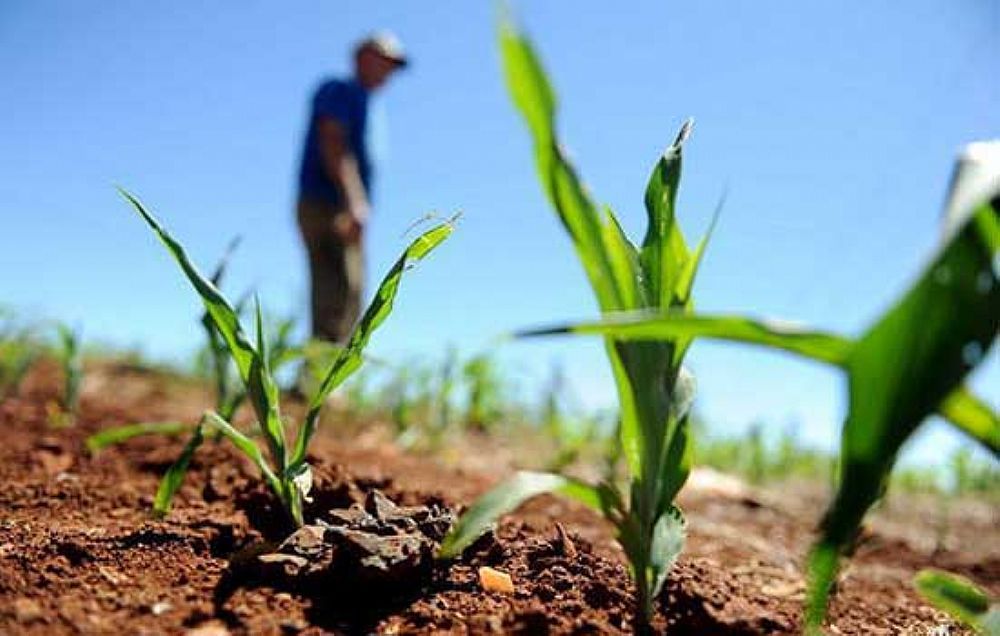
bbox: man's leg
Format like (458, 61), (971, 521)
(338, 238), (365, 341)
(297, 199), (354, 343)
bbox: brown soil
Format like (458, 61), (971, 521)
(1, 361), (996, 635)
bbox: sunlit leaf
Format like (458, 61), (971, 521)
(86, 422), (189, 455)
(121, 189), (257, 386)
(518, 311), (854, 366)
(152, 422), (205, 518)
(290, 220), (455, 468)
(808, 197), (999, 627)
(438, 471), (609, 559)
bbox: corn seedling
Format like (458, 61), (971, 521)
(914, 569), (1000, 635)
(52, 323), (82, 425)
(515, 142), (999, 631)
(440, 18), (714, 627)
(436, 345), (459, 432)
(120, 189), (454, 527)
(462, 352), (505, 431)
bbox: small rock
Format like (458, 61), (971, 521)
(554, 523), (576, 558)
(150, 601), (172, 616)
(479, 566), (515, 594)
(280, 524), (326, 558)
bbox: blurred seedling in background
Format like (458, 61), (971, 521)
(47, 323), (82, 427)
(0, 306), (40, 398)
(462, 352), (506, 433)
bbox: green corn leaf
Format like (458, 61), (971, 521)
(939, 389), (1000, 455)
(120, 189), (257, 386)
(86, 422), (189, 454)
(518, 313), (997, 455)
(438, 471), (614, 559)
(123, 190), (283, 468)
(914, 569), (998, 635)
(201, 236), (242, 410)
(249, 297), (285, 471)
(290, 220), (455, 468)
(641, 120), (692, 309)
(518, 311), (854, 366)
(499, 16), (622, 311)
(153, 422), (205, 517)
(600, 205), (645, 309)
(671, 197), (723, 366)
(807, 196), (999, 628)
(208, 235), (242, 287)
(650, 505), (686, 601)
(202, 410), (282, 498)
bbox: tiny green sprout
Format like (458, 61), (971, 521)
(54, 323), (83, 424)
(119, 189), (455, 527)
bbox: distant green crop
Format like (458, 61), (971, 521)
(517, 153), (999, 631)
(0, 308), (39, 398)
(440, 17), (714, 627)
(120, 190), (454, 527)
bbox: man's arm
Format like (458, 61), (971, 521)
(317, 117), (368, 243)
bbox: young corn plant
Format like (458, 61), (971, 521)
(120, 190), (454, 527)
(440, 19), (715, 627)
(462, 352), (506, 431)
(516, 143), (999, 632)
(53, 323), (83, 425)
(914, 569), (999, 635)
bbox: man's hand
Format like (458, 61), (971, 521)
(333, 210), (365, 244)
(318, 117), (370, 244)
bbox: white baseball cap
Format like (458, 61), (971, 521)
(356, 31), (409, 68)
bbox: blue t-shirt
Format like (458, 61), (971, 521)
(298, 78), (372, 205)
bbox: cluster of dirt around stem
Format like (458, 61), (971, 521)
(1, 361), (996, 634)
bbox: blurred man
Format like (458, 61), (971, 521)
(297, 32), (408, 343)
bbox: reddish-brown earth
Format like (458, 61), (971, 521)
(1, 361), (996, 634)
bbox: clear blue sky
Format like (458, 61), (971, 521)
(1, 1), (997, 464)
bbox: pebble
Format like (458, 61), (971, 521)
(478, 566), (515, 594)
(150, 601), (172, 616)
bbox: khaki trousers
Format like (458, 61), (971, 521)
(297, 198), (364, 344)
